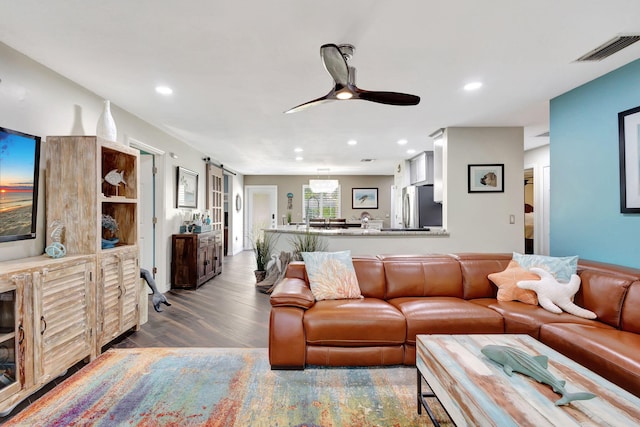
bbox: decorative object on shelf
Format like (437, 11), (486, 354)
(96, 100), (117, 142)
(352, 188), (378, 209)
(481, 344), (596, 406)
(468, 164), (504, 193)
(45, 242), (67, 258)
(176, 166), (198, 208)
(103, 169), (127, 197)
(618, 105), (640, 213)
(45, 220), (67, 258)
(101, 214), (119, 248)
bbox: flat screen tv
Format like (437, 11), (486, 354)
(0, 126), (41, 242)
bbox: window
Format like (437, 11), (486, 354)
(302, 185), (341, 220)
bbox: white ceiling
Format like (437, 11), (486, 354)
(2, 1), (640, 175)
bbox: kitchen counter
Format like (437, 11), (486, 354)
(264, 227), (451, 256)
(267, 227), (447, 236)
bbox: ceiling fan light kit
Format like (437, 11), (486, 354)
(285, 43), (420, 114)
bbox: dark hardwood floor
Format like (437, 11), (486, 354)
(113, 250), (270, 349)
(5, 250), (269, 420)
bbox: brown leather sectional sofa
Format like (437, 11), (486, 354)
(269, 253), (640, 397)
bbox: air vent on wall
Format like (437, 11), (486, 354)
(576, 35), (640, 61)
(360, 158), (376, 162)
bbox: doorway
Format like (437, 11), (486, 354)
(244, 185), (277, 249)
(139, 153), (156, 273)
(524, 168), (534, 254)
(128, 138), (167, 291)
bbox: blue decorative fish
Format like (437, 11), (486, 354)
(481, 345), (596, 406)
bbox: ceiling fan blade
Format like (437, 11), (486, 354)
(356, 89), (420, 106)
(320, 44), (349, 86)
(284, 93), (333, 114)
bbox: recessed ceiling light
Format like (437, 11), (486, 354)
(295, 156), (303, 161)
(294, 147), (303, 153)
(155, 86), (173, 95)
(347, 140), (358, 146)
(407, 149), (416, 154)
(397, 139), (408, 145)
(464, 81), (483, 91)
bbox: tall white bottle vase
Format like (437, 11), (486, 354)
(96, 100), (117, 142)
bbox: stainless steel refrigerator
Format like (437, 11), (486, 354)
(402, 185), (443, 229)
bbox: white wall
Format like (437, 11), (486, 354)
(0, 42), (242, 292)
(444, 127), (524, 252)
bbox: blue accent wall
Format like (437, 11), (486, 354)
(550, 59), (640, 268)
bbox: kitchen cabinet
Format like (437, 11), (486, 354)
(409, 151), (434, 185)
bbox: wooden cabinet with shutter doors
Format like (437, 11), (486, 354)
(0, 255), (94, 417)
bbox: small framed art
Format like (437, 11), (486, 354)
(176, 166), (198, 208)
(352, 188), (378, 209)
(468, 164), (504, 193)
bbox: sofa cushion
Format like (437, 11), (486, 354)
(270, 278), (315, 309)
(512, 252), (578, 282)
(383, 256), (463, 299)
(304, 298), (406, 346)
(389, 297), (504, 345)
(450, 253), (512, 299)
(352, 256), (386, 299)
(576, 267), (633, 328)
(540, 323), (640, 396)
(622, 281), (640, 334)
(301, 251), (363, 301)
(471, 298), (609, 338)
(487, 260), (539, 305)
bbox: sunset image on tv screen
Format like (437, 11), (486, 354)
(0, 131), (37, 239)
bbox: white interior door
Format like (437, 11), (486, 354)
(139, 154), (155, 274)
(244, 185), (277, 248)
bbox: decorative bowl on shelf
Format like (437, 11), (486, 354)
(101, 238), (119, 249)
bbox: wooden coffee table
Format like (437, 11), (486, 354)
(416, 334), (640, 426)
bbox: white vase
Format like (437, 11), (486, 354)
(96, 100), (117, 142)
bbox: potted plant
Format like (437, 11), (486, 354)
(289, 231), (328, 261)
(101, 214), (119, 249)
(252, 231), (277, 282)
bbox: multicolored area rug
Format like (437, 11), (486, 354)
(6, 348), (451, 426)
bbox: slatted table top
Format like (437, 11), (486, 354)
(416, 334), (640, 427)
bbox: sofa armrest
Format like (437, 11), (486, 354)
(270, 277), (316, 309)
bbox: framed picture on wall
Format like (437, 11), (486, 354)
(352, 188), (378, 209)
(468, 164), (504, 193)
(619, 105), (640, 213)
(176, 166), (198, 208)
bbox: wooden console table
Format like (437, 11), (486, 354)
(171, 231), (222, 289)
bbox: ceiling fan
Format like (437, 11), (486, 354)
(284, 43), (420, 114)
